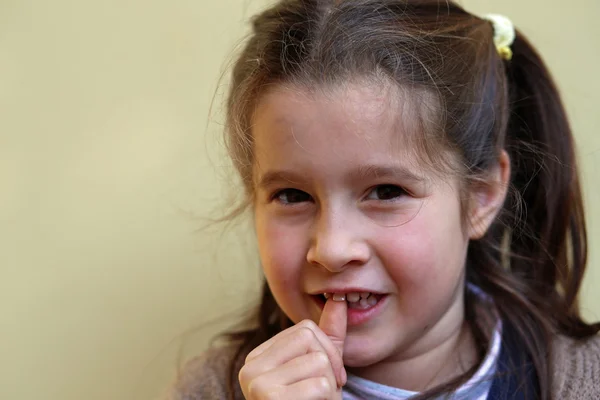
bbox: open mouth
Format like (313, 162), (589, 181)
(313, 292), (385, 310)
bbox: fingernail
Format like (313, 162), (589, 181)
(340, 367), (347, 387)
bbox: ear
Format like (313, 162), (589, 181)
(467, 150), (511, 239)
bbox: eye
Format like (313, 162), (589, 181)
(365, 185), (408, 201)
(273, 189), (312, 204)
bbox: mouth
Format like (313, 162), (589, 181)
(311, 292), (388, 326)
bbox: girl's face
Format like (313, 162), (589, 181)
(252, 82), (492, 370)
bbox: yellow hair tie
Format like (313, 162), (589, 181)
(483, 14), (516, 61)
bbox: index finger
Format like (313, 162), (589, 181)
(318, 298), (347, 356)
(319, 298), (347, 386)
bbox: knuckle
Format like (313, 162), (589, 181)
(263, 391), (281, 400)
(310, 351), (331, 370)
(315, 376), (332, 394)
(247, 376), (269, 399)
(238, 367), (246, 385)
(297, 319), (318, 330)
(244, 352), (255, 364)
(238, 365), (254, 388)
(295, 326), (317, 343)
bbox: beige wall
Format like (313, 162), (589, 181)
(2, 1), (598, 399)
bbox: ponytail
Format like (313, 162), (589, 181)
(505, 31), (594, 335)
(467, 30), (600, 399)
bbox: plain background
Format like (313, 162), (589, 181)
(2, 1), (599, 399)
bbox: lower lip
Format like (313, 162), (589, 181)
(312, 295), (388, 326)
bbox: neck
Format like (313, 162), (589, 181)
(348, 310), (479, 392)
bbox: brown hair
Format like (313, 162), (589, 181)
(215, 1), (600, 398)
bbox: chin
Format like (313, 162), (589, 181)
(342, 338), (389, 367)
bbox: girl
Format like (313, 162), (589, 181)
(170, 0), (600, 399)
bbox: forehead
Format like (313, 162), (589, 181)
(252, 81), (427, 174)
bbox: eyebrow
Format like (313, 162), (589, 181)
(351, 164), (425, 184)
(256, 163), (424, 189)
(257, 170), (307, 189)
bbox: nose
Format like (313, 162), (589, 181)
(306, 209), (370, 272)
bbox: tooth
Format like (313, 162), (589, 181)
(347, 292), (360, 302)
(332, 293), (346, 301)
(367, 296), (377, 306)
(360, 292), (370, 299)
(359, 298), (368, 307)
(324, 293), (330, 299)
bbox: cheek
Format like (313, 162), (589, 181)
(378, 215), (468, 292)
(256, 214), (302, 267)
(377, 228), (437, 285)
(376, 222), (468, 329)
(255, 210), (307, 309)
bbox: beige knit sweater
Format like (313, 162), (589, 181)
(169, 334), (600, 399)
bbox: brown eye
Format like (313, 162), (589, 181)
(366, 185), (407, 201)
(273, 189), (312, 204)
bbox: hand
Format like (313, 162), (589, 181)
(239, 299), (348, 399)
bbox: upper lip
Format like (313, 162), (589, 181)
(309, 287), (385, 295)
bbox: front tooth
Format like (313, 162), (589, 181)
(332, 293), (346, 301)
(347, 292), (360, 302)
(367, 296), (377, 306)
(324, 293), (330, 299)
(359, 298), (369, 308)
(360, 292), (370, 299)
